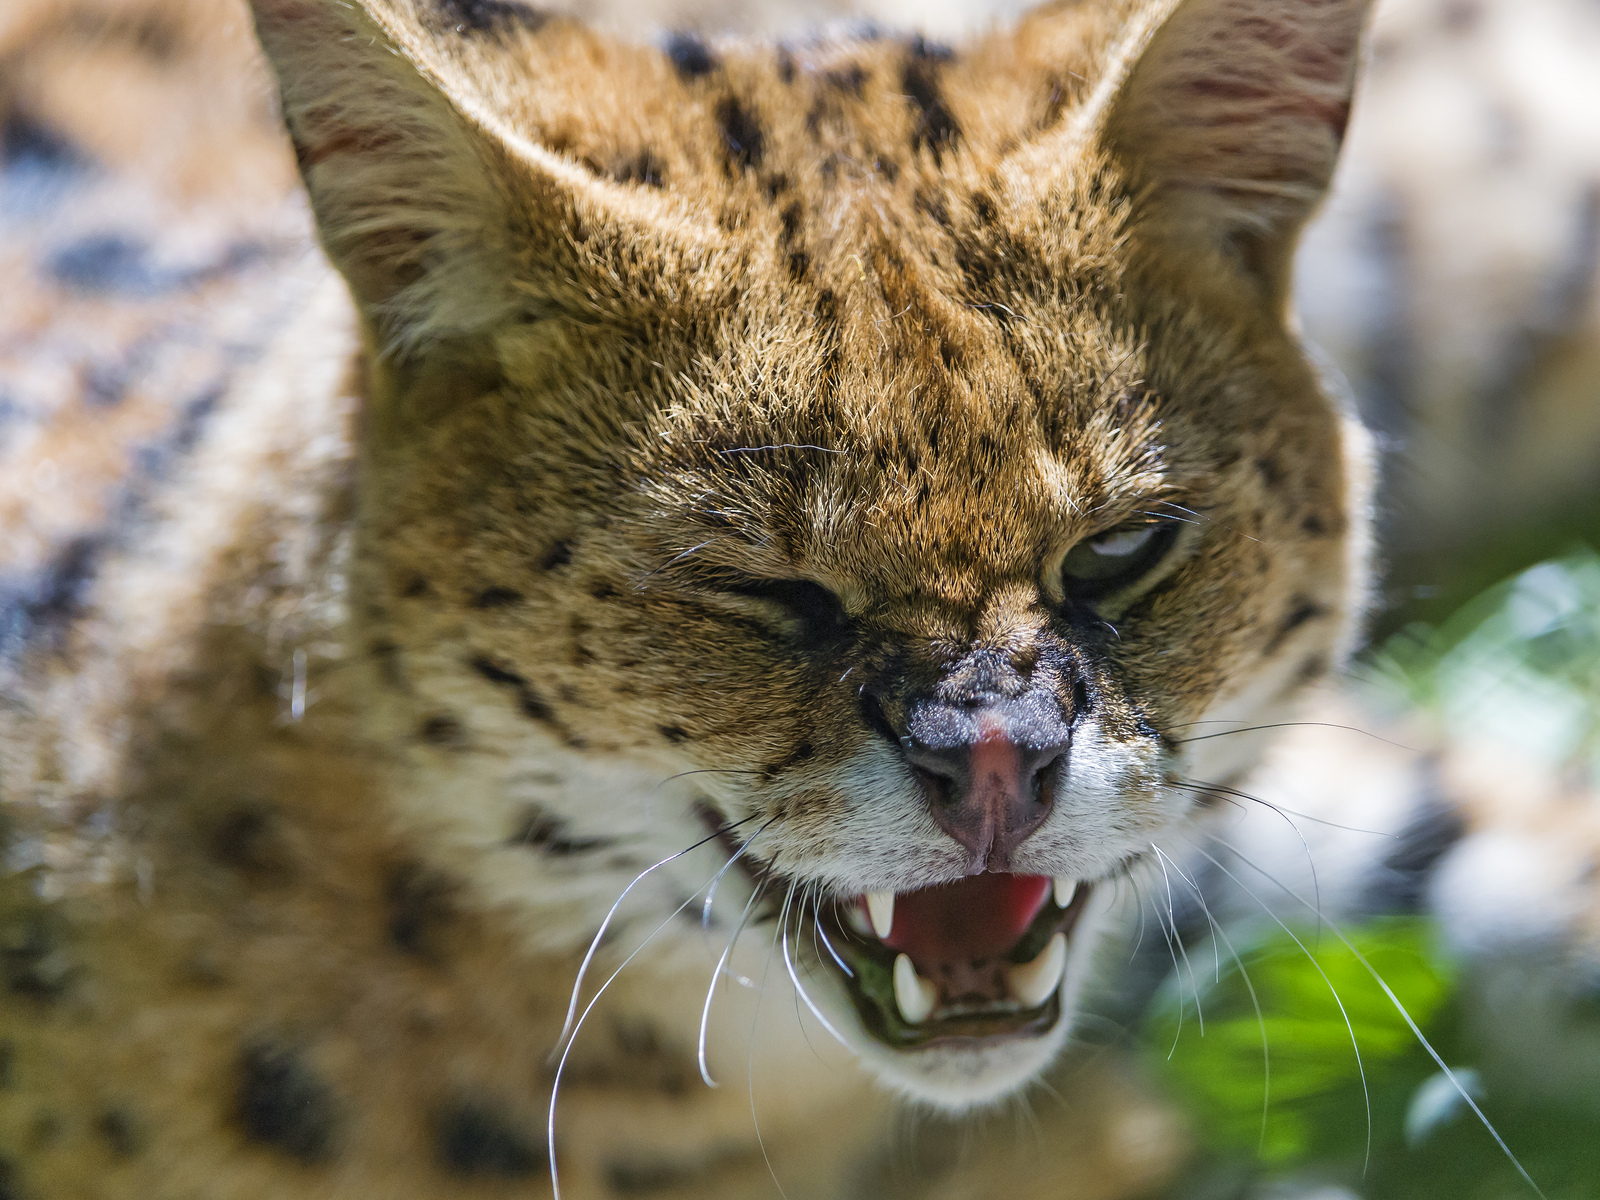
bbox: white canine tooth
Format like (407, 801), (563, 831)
(866, 891), (895, 940)
(892, 953), (938, 1025)
(1054, 876), (1078, 909)
(1007, 932), (1067, 1009)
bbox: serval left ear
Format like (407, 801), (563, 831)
(249, 0), (726, 360)
(1084, 0), (1376, 308)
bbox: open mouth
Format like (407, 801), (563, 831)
(818, 874), (1093, 1049)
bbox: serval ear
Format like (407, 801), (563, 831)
(1092, 0), (1375, 305)
(249, 0), (713, 355)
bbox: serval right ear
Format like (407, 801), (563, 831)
(1086, 0), (1376, 307)
(249, 0), (722, 357)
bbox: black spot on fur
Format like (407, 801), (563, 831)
(658, 724), (689, 744)
(47, 233), (263, 296)
(716, 97), (764, 171)
(775, 46), (796, 85)
(387, 862), (459, 959)
(664, 31), (718, 79)
(97, 1105), (143, 1158)
(825, 64), (870, 97)
(1, 912), (76, 1001)
(764, 738), (814, 779)
(211, 802), (296, 878)
(470, 586), (523, 609)
(609, 150), (666, 188)
(539, 539), (573, 571)
(0, 1157), (19, 1200)
(469, 655), (558, 723)
(236, 1042), (340, 1163)
(1295, 653), (1331, 687)
(0, 534), (101, 659)
(902, 52), (960, 162)
(511, 807), (611, 856)
(0, 1040), (13, 1089)
(3, 380), (224, 660)
(1302, 512), (1328, 537)
(906, 33), (955, 62)
(436, 1100), (544, 1177)
(1263, 598), (1327, 657)
(1256, 455), (1284, 488)
(1, 113), (92, 219)
(437, 0), (548, 35)
(401, 575), (431, 598)
(419, 713), (466, 747)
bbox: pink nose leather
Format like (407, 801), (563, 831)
(905, 710), (1066, 871)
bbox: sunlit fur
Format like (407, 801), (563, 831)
(49, 0), (1600, 1194)
(241, 0), (1382, 1106)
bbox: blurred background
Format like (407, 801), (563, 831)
(3, 0), (1597, 1196)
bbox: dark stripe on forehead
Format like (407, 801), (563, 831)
(716, 96), (765, 172)
(901, 44), (961, 164)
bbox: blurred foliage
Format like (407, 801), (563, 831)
(1363, 548), (1600, 778)
(1147, 918), (1454, 1168)
(1143, 549), (1600, 1199)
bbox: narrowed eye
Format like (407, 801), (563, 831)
(721, 577), (849, 639)
(1060, 521), (1180, 602)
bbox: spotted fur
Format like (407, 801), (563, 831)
(2, 0), (1598, 1197)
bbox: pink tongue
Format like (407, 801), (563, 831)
(882, 874), (1052, 964)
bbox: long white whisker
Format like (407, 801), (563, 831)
(1181, 779), (1329, 938)
(556, 814), (757, 1048)
(1205, 831), (1547, 1198)
(1154, 842), (1270, 1152)
(699, 871), (770, 1089)
(1182, 836), (1373, 1171)
(749, 886), (792, 1200)
(1154, 844), (1205, 1037)
(1152, 844), (1220, 983)
(781, 885), (852, 1053)
(547, 820), (763, 1200)
(812, 893), (853, 978)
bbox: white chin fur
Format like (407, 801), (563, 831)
(808, 896), (1110, 1111)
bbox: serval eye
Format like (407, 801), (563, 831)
(722, 577), (850, 640)
(1060, 521), (1180, 603)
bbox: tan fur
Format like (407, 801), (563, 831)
(1, 0), (1595, 1196)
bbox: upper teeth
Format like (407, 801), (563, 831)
(866, 891), (895, 940)
(892, 953), (938, 1024)
(1054, 876), (1077, 909)
(1006, 932), (1067, 1009)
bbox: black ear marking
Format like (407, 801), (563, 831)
(902, 41), (960, 162)
(236, 1041), (341, 1163)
